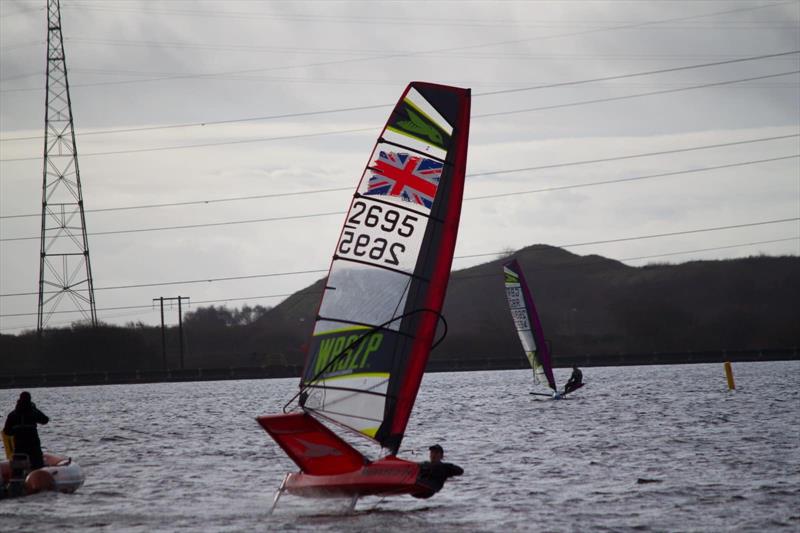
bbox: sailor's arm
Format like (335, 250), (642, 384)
(445, 463), (464, 477)
(32, 406), (49, 425)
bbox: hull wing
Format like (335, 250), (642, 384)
(257, 413), (366, 476)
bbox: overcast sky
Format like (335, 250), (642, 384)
(1, 0), (798, 334)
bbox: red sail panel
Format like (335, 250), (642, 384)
(257, 413), (366, 476)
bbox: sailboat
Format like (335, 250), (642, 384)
(257, 82), (471, 509)
(503, 259), (582, 398)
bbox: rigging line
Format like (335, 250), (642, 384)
(2, 235), (797, 317)
(2, 71), (796, 160)
(3, 50), (797, 142)
(283, 308), (446, 413)
(1, 133), (796, 220)
(2, 154), (796, 241)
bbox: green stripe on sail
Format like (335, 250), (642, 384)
(404, 98), (449, 135)
(320, 372), (391, 383)
(361, 427), (379, 438)
(313, 325), (373, 337)
(388, 99), (451, 150)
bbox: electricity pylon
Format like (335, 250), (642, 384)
(37, 0), (97, 331)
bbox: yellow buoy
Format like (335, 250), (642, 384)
(724, 361), (735, 390)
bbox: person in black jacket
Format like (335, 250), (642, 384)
(414, 444), (463, 498)
(564, 366), (583, 394)
(3, 392), (49, 470)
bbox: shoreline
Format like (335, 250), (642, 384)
(1, 347), (795, 390)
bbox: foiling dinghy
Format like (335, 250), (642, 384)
(503, 259), (584, 399)
(257, 82), (470, 512)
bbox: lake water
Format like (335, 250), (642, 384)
(1, 361), (798, 532)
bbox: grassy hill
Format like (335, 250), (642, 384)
(254, 244), (800, 363)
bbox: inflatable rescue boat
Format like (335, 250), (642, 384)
(0, 452), (84, 498)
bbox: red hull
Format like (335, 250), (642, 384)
(284, 456), (432, 498)
(258, 413), (437, 498)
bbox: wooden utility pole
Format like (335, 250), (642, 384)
(153, 296), (190, 369)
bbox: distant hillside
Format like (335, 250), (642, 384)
(253, 245), (800, 363)
(2, 245), (797, 376)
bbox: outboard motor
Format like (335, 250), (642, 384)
(8, 453), (30, 498)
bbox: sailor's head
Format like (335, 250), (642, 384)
(429, 444), (444, 463)
(17, 391), (32, 408)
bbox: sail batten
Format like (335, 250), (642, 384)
(298, 82), (471, 452)
(503, 259), (558, 392)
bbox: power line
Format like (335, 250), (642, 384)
(2, 133), (795, 220)
(2, 153), (796, 242)
(453, 217), (800, 261)
(464, 154), (799, 201)
(0, 6), (43, 19)
(2, 69), (796, 162)
(2, 70), (796, 163)
(58, 2), (800, 29)
(3, 235), (796, 299)
(17, 1), (787, 94)
(450, 236), (800, 282)
(1, 269), (330, 298)
(1, 231), (797, 318)
(0, 127), (376, 162)
(476, 50), (800, 97)
(477, 70), (800, 118)
(3, 50), (797, 142)
(48, 41), (800, 59)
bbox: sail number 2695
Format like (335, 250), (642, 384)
(338, 201), (419, 267)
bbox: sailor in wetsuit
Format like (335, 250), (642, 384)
(564, 365), (583, 394)
(414, 444), (463, 498)
(3, 391), (49, 470)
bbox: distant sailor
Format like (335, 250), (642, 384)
(414, 444), (463, 498)
(3, 392), (49, 470)
(564, 365), (583, 394)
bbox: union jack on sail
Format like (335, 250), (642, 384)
(365, 151), (443, 208)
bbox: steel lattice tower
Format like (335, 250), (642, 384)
(37, 0), (97, 331)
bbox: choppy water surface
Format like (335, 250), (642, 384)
(1, 361), (798, 532)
